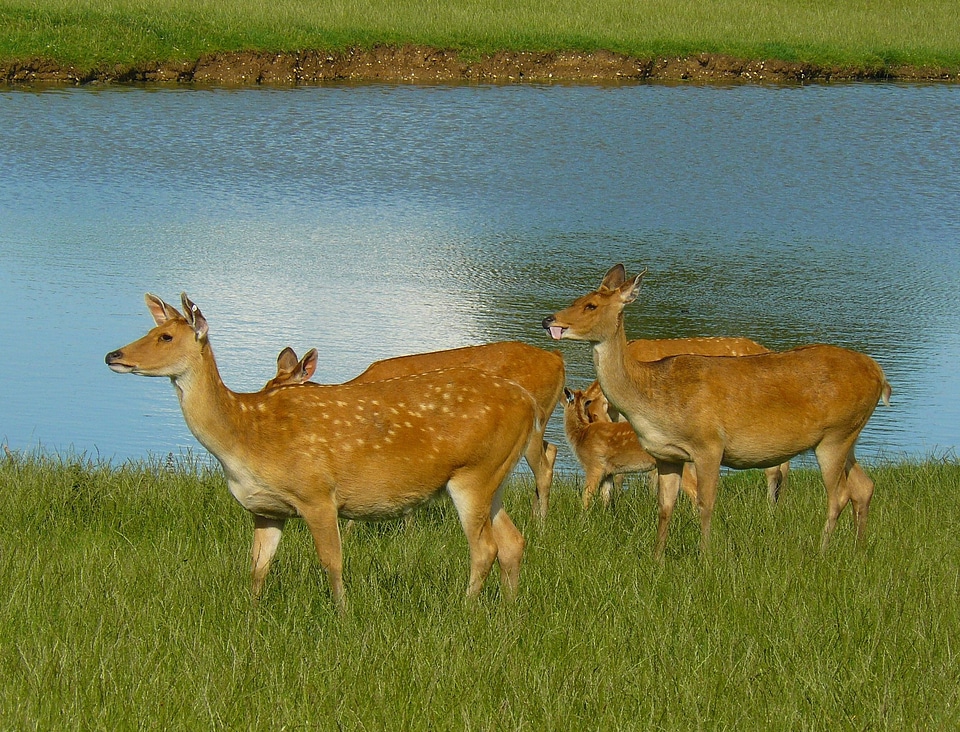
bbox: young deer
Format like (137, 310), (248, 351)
(261, 346), (318, 391)
(106, 294), (541, 609)
(544, 264), (891, 557)
(563, 387), (698, 510)
(261, 342), (565, 522)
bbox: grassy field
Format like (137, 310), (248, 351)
(2, 0), (960, 71)
(2, 450), (959, 728)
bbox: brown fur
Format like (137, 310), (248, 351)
(544, 264), (891, 557)
(106, 294), (540, 608)
(583, 336), (791, 505)
(262, 341), (565, 521)
(563, 387), (698, 509)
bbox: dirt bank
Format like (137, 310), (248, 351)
(3, 46), (959, 86)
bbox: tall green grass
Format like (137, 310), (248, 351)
(2, 451), (959, 728)
(2, 0), (960, 70)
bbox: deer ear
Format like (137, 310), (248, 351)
(300, 349), (319, 381)
(276, 347), (299, 373)
(563, 387), (575, 403)
(619, 269), (646, 305)
(599, 264), (626, 291)
(180, 293), (208, 341)
(145, 294), (182, 325)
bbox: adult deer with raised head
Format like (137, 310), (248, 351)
(543, 264), (891, 557)
(261, 342), (565, 522)
(106, 294), (541, 609)
(563, 386), (698, 510)
(583, 333), (790, 504)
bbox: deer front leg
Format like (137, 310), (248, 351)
(654, 460), (684, 559)
(582, 466), (605, 509)
(299, 498), (346, 612)
(251, 515), (286, 601)
(692, 456), (722, 555)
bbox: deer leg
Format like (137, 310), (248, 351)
(765, 461), (790, 504)
(680, 462), (699, 509)
(600, 474), (616, 508)
(448, 475), (501, 599)
(654, 460), (684, 559)
(527, 438), (557, 522)
(490, 493), (525, 601)
(250, 515), (286, 601)
(816, 439), (855, 550)
(299, 498), (346, 612)
(692, 457), (721, 555)
(583, 466), (605, 510)
(846, 453), (875, 544)
(602, 473), (630, 507)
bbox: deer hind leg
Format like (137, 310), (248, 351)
(846, 453), (875, 544)
(599, 474), (617, 508)
(490, 492), (525, 601)
(251, 515), (286, 601)
(815, 437), (858, 550)
(527, 438), (557, 522)
(765, 461), (791, 505)
(448, 473), (504, 599)
(654, 460), (684, 559)
(298, 498), (346, 612)
(680, 462), (699, 509)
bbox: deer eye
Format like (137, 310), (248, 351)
(584, 303), (597, 311)
(160, 333), (173, 342)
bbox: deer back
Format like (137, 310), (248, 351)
(347, 341), (565, 418)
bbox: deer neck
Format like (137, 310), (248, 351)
(171, 343), (242, 458)
(591, 316), (651, 418)
(563, 407), (589, 448)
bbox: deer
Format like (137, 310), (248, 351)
(583, 377), (789, 506)
(543, 264), (891, 557)
(563, 386), (698, 510)
(259, 342), (565, 522)
(261, 346), (318, 391)
(589, 335), (772, 423)
(106, 294), (543, 610)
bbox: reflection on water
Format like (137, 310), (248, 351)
(0, 83), (958, 470)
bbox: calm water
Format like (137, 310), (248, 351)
(1, 83), (958, 472)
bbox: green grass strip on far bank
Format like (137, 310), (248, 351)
(2, 0), (960, 71)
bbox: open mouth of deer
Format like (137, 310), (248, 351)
(542, 316), (566, 340)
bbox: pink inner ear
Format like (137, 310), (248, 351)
(549, 326), (565, 340)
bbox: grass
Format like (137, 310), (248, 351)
(1, 0), (960, 71)
(2, 450), (959, 728)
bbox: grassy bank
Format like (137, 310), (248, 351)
(2, 451), (959, 728)
(2, 0), (960, 73)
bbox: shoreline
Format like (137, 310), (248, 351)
(4, 46), (960, 86)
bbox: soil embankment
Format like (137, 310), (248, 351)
(3, 46), (959, 85)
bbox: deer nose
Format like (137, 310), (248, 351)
(541, 316), (555, 330)
(105, 350), (123, 364)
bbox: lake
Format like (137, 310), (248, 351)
(1, 82), (958, 473)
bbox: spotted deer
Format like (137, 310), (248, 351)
(262, 346), (318, 391)
(563, 386), (698, 510)
(544, 265), (891, 557)
(106, 294), (542, 608)
(261, 342), (565, 521)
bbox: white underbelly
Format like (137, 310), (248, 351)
(221, 460), (298, 518)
